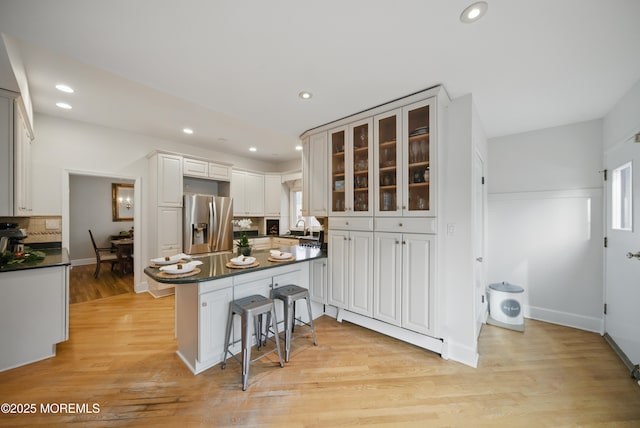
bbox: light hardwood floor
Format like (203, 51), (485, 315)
(0, 291), (638, 427)
(69, 264), (134, 304)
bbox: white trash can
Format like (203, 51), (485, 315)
(487, 281), (524, 332)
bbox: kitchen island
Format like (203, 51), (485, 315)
(144, 246), (326, 374)
(0, 248), (70, 372)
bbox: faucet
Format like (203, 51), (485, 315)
(295, 219), (307, 235)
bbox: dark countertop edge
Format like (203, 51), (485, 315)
(0, 248), (71, 273)
(145, 247), (327, 285)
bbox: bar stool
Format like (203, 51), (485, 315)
(268, 284), (317, 362)
(221, 294), (284, 391)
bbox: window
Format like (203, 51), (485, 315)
(612, 162), (632, 231)
(289, 189), (321, 231)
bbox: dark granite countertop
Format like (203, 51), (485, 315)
(145, 245), (326, 284)
(0, 247), (71, 273)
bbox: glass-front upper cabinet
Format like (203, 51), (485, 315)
(330, 126), (347, 215)
(402, 98), (435, 216)
(329, 119), (373, 216)
(350, 118), (373, 215)
(374, 109), (402, 216)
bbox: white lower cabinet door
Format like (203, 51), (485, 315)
(310, 258), (327, 304)
(348, 231), (373, 317)
(157, 207), (182, 256)
(401, 233), (434, 335)
(328, 230), (349, 308)
(198, 286), (233, 363)
(373, 232), (402, 326)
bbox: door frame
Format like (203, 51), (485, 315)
(62, 169), (143, 292)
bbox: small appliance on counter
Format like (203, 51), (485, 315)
(0, 223), (28, 253)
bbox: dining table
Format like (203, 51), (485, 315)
(110, 238), (134, 275)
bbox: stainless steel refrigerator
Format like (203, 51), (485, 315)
(183, 193), (233, 254)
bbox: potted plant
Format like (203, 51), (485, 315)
(236, 231), (252, 256)
(234, 218), (253, 256)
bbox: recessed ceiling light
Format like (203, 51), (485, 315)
(298, 91), (312, 100)
(460, 1), (488, 23)
(295, 145), (303, 151)
(183, 128), (194, 135)
(56, 102), (72, 109)
(249, 147), (257, 152)
(55, 84), (74, 93)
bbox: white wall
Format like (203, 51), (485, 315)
(603, 78), (640, 149)
(441, 94), (488, 367)
(487, 119), (604, 332)
(30, 113), (299, 291)
(31, 114), (289, 215)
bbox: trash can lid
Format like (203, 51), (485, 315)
(488, 281), (524, 293)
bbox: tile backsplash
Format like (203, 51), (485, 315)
(0, 216), (63, 244)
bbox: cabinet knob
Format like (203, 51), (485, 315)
(402, 241), (406, 245)
(399, 223), (403, 227)
(402, 205), (406, 210)
(395, 240), (399, 244)
(202, 302), (207, 307)
(345, 221), (349, 225)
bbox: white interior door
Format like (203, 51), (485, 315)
(604, 134), (640, 370)
(473, 150), (487, 338)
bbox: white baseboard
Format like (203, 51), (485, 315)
(71, 258), (95, 266)
(526, 305), (603, 333)
(442, 339), (479, 368)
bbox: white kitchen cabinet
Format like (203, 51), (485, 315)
(310, 258), (327, 305)
(328, 229), (348, 308)
(373, 232), (435, 333)
(231, 170), (265, 216)
(373, 232), (402, 326)
(157, 207), (182, 257)
(328, 228), (373, 316)
(208, 162), (232, 181)
(183, 157), (208, 178)
(0, 264), (69, 372)
(156, 153), (183, 207)
(199, 285), (233, 365)
(0, 94), (12, 216)
(402, 98), (436, 217)
(374, 109), (402, 217)
(329, 119), (373, 217)
(14, 103), (33, 215)
(302, 131), (328, 217)
(401, 233), (435, 335)
(264, 174), (282, 217)
(183, 157), (232, 182)
(347, 231), (374, 317)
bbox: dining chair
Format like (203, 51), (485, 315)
(88, 229), (118, 278)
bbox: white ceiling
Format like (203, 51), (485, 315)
(1, 0), (639, 162)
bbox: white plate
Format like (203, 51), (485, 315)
(151, 253), (192, 265)
(230, 256), (256, 266)
(270, 251), (292, 260)
(159, 260), (202, 274)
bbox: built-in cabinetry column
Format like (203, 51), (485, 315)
(302, 132), (328, 217)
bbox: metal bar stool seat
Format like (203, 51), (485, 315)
(268, 284), (317, 362)
(221, 294), (284, 391)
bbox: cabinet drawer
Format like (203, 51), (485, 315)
(374, 217), (436, 234)
(199, 277), (233, 294)
(208, 162), (231, 181)
(183, 158), (208, 177)
(329, 217), (373, 231)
